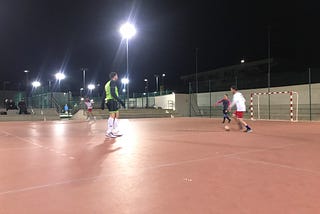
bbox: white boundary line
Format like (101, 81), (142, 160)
(0, 141), (317, 196)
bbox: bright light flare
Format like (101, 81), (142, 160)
(119, 23), (136, 40)
(32, 81), (41, 88)
(87, 84), (95, 90)
(55, 72), (66, 80)
(121, 78), (129, 84)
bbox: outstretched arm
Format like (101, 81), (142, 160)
(214, 99), (223, 106)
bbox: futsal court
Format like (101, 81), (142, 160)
(0, 117), (319, 213)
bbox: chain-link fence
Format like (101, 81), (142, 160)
(186, 68), (320, 121)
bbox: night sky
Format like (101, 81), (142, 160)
(0, 0), (319, 93)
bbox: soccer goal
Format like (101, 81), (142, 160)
(250, 91), (299, 122)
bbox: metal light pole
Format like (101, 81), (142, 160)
(154, 74), (159, 93)
(24, 70), (29, 106)
(195, 48), (199, 94)
(161, 73), (166, 94)
(120, 22), (136, 108)
(81, 68), (87, 96)
(144, 78), (148, 108)
(308, 68), (312, 121)
(267, 26), (271, 120)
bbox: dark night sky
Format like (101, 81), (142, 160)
(0, 0), (319, 93)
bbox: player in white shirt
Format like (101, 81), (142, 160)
(84, 98), (95, 121)
(228, 86), (252, 133)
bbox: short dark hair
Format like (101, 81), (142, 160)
(230, 85), (238, 91)
(109, 72), (118, 79)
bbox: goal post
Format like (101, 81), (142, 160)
(250, 91), (299, 122)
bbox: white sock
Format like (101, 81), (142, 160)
(107, 117), (114, 133)
(114, 118), (119, 131)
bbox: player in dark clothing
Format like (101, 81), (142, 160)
(102, 72), (125, 138)
(214, 94), (231, 123)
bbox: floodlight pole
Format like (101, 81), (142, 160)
(81, 68), (87, 96)
(195, 48), (199, 94)
(126, 39), (129, 108)
(267, 26), (271, 120)
(308, 68), (312, 121)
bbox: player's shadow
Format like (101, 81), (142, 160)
(76, 140), (122, 178)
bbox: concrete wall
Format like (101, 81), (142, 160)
(154, 94), (175, 110)
(149, 83), (319, 120)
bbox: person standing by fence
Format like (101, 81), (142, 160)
(214, 94), (231, 123)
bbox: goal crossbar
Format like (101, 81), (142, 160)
(250, 91), (299, 122)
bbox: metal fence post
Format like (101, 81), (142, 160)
(209, 80), (212, 118)
(189, 82), (192, 117)
(309, 68), (312, 121)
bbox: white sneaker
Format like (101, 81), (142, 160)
(106, 132), (117, 138)
(112, 130), (123, 137)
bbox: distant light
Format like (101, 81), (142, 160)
(162, 73), (166, 77)
(55, 72), (65, 80)
(122, 89), (126, 93)
(119, 23), (136, 40)
(143, 93), (146, 95)
(80, 97), (84, 101)
(121, 78), (129, 84)
(80, 88), (84, 91)
(88, 84), (95, 90)
(24, 70), (29, 73)
(241, 59), (245, 64)
(144, 78), (148, 82)
(32, 81), (41, 88)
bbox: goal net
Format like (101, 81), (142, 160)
(250, 91), (299, 122)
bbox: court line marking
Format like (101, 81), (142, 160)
(0, 141), (316, 196)
(0, 130), (74, 160)
(227, 156), (320, 175)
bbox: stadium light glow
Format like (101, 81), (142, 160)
(121, 78), (129, 85)
(55, 72), (65, 81)
(32, 81), (41, 88)
(119, 23), (136, 40)
(87, 84), (95, 90)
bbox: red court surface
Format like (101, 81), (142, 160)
(0, 117), (319, 213)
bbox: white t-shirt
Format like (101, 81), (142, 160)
(85, 101), (93, 110)
(231, 92), (246, 112)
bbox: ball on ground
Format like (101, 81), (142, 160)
(224, 125), (230, 131)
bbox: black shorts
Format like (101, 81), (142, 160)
(106, 100), (119, 112)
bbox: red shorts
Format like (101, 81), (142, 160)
(88, 109), (92, 113)
(234, 111), (244, 118)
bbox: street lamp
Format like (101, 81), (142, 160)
(55, 72), (66, 81)
(87, 84), (95, 91)
(119, 22), (136, 108)
(241, 59), (245, 64)
(161, 73), (166, 94)
(121, 77), (129, 106)
(24, 70), (30, 104)
(154, 74), (159, 93)
(121, 77), (129, 85)
(144, 78), (149, 108)
(55, 72), (65, 92)
(32, 81), (41, 88)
